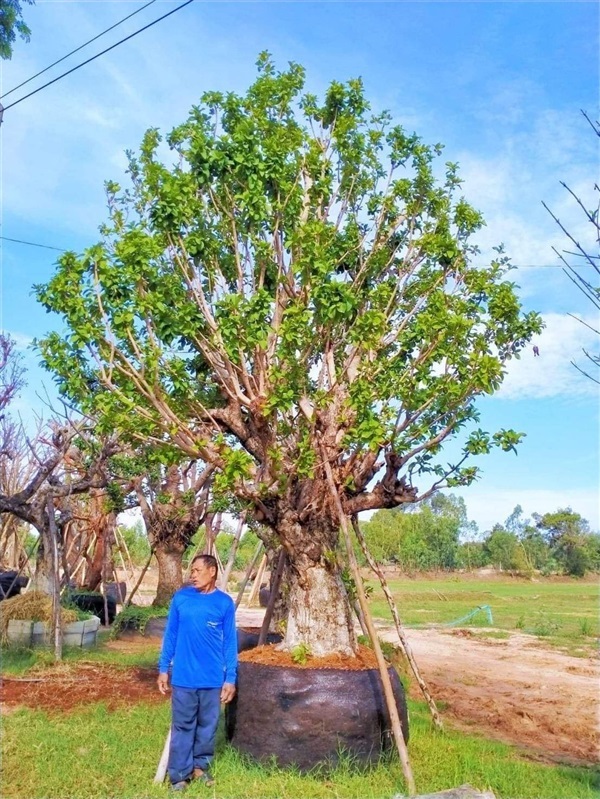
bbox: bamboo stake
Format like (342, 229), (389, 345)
(234, 542), (263, 609)
(257, 548), (286, 646)
(124, 550), (155, 608)
(153, 728), (171, 784)
(246, 553), (268, 607)
(351, 516), (444, 731)
(319, 446), (416, 796)
(220, 512), (246, 591)
(46, 498), (63, 662)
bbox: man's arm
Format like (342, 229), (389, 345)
(157, 597), (179, 690)
(222, 596), (238, 693)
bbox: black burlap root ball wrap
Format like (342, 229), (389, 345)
(226, 661), (409, 771)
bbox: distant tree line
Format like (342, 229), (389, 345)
(359, 496), (600, 577)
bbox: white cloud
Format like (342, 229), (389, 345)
(497, 312), (599, 399)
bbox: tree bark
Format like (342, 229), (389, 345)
(284, 562), (356, 656)
(153, 547), (184, 607)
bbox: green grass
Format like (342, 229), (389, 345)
(2, 576), (598, 798)
(1, 697), (597, 799)
(0, 633), (161, 675)
(367, 574), (599, 654)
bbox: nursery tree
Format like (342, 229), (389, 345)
(36, 56), (541, 656)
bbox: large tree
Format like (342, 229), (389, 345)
(36, 56), (541, 656)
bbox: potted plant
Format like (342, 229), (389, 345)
(36, 57), (540, 770)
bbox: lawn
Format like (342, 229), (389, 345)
(2, 690), (598, 799)
(1, 574), (598, 798)
(366, 573), (599, 654)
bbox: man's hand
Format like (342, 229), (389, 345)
(157, 672), (170, 695)
(220, 682), (236, 704)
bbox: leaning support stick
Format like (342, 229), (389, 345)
(319, 444), (417, 797)
(234, 542), (263, 609)
(257, 547), (286, 646)
(153, 728), (171, 784)
(124, 549), (155, 609)
(351, 515), (444, 731)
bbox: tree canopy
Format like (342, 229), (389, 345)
(36, 56), (542, 653)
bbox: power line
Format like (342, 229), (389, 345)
(1, 0), (195, 114)
(0, 236), (66, 252)
(0, 0), (158, 101)
(1, 236), (597, 269)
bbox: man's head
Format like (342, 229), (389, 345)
(190, 555), (218, 593)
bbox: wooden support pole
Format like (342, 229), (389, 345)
(220, 512), (246, 591)
(234, 542), (263, 610)
(124, 550), (155, 608)
(351, 516), (444, 731)
(257, 548), (286, 646)
(46, 497), (63, 663)
(319, 445), (416, 796)
(246, 553), (267, 607)
(153, 728), (171, 784)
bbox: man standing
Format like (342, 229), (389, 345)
(158, 554), (237, 791)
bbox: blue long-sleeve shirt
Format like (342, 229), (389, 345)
(158, 586), (237, 688)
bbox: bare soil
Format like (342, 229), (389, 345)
(0, 660), (166, 714)
(377, 623), (600, 767)
(1, 604), (598, 768)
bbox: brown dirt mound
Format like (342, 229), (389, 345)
(239, 643), (380, 670)
(0, 662), (166, 714)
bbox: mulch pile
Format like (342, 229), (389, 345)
(239, 643), (381, 670)
(0, 662), (166, 714)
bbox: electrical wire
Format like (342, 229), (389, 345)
(0, 236), (595, 268)
(0, 0), (158, 101)
(0, 235), (66, 252)
(1, 0), (195, 114)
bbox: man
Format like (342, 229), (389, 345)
(158, 554), (237, 791)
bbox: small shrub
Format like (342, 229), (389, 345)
(515, 614), (525, 630)
(290, 642), (311, 665)
(532, 611), (561, 637)
(578, 617), (593, 636)
(110, 604), (168, 638)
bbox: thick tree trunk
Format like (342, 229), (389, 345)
(284, 562), (356, 656)
(153, 547), (184, 607)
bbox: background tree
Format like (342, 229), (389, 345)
(36, 56), (541, 656)
(0, 0), (34, 59)
(362, 493), (476, 570)
(543, 111), (599, 384)
(534, 507), (594, 576)
(131, 460), (213, 605)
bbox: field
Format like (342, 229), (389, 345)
(1, 572), (598, 799)
(367, 571), (599, 655)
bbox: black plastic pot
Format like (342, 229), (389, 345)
(226, 660), (409, 771)
(236, 626), (283, 653)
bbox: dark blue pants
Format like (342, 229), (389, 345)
(168, 687), (221, 785)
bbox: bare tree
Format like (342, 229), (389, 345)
(543, 110), (600, 384)
(0, 421), (119, 592)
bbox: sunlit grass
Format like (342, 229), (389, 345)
(2, 698), (597, 799)
(367, 574), (599, 654)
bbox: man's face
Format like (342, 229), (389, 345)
(190, 560), (217, 593)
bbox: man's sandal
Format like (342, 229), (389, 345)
(192, 769), (215, 787)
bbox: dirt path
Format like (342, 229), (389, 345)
(377, 624), (599, 766)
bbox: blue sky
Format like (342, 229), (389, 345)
(0, 0), (598, 534)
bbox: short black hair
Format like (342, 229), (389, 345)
(191, 554), (218, 574)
